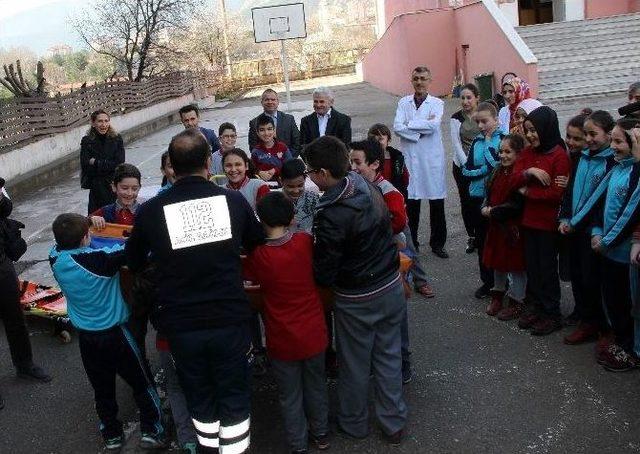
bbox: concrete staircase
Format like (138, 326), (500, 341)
(516, 13), (640, 102)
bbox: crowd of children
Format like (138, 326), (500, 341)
(459, 78), (640, 372)
(36, 79), (640, 453)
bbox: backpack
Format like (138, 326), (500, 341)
(0, 217), (28, 261)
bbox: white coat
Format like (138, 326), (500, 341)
(393, 94), (447, 200)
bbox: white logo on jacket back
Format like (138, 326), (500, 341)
(163, 196), (232, 250)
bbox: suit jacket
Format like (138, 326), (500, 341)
(300, 108), (352, 150)
(249, 111), (301, 158)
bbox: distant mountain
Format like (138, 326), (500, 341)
(0, 0), (85, 55)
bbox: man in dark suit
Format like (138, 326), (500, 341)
(248, 89), (301, 157)
(300, 87), (352, 151)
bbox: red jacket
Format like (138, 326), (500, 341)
(511, 144), (571, 231)
(244, 231), (327, 361)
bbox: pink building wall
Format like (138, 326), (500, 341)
(363, 10), (457, 97)
(363, 1), (538, 97)
(456, 2), (538, 97)
(383, 0), (447, 27)
(585, 0), (640, 18)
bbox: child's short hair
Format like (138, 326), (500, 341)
(256, 192), (294, 228)
(218, 122), (236, 136)
(367, 123), (392, 141)
(502, 134), (525, 153)
(628, 82), (640, 98)
(256, 114), (275, 129)
(586, 110), (615, 133)
(113, 163), (141, 185)
(281, 159), (306, 180)
(304, 136), (350, 179)
(567, 109), (593, 129)
(477, 101), (498, 117)
(53, 213), (90, 250)
(351, 138), (384, 169)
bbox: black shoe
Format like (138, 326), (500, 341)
(384, 429), (403, 445)
(465, 237), (476, 254)
(432, 248), (449, 259)
(17, 364), (52, 383)
(309, 432), (330, 450)
(474, 284), (491, 299)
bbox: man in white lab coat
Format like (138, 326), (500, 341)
(393, 66), (448, 258)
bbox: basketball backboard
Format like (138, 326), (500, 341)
(252, 3), (307, 43)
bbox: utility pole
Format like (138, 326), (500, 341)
(219, 0), (232, 77)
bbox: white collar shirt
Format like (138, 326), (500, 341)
(317, 108), (332, 137)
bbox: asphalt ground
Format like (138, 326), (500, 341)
(1, 80), (638, 454)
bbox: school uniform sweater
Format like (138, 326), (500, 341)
(250, 141), (293, 178)
(571, 157), (640, 263)
(511, 144), (571, 231)
(92, 200), (140, 225)
(559, 147), (615, 224)
(226, 177), (270, 212)
(244, 231), (327, 361)
(373, 174), (408, 235)
(49, 244), (129, 331)
(461, 129), (504, 198)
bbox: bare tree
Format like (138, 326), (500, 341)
(73, 0), (201, 81)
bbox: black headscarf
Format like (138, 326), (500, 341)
(525, 106), (566, 153)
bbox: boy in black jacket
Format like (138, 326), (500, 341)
(305, 136), (407, 444)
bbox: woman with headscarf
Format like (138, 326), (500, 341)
(509, 106), (571, 336)
(498, 77), (532, 134)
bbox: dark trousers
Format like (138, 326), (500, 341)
(0, 259), (32, 368)
(524, 228), (561, 318)
(569, 230), (605, 325)
(406, 198), (447, 251)
(452, 164), (475, 238)
(78, 325), (163, 440)
(601, 257), (634, 351)
(168, 323), (251, 454)
(469, 197), (493, 287)
(88, 178), (116, 214)
(270, 352), (329, 451)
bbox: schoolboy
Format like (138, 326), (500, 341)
(244, 192), (329, 454)
(211, 122), (237, 181)
(49, 213), (165, 451)
(349, 138), (426, 384)
(306, 136), (407, 444)
(251, 113), (293, 181)
(89, 163), (141, 228)
(280, 159), (319, 234)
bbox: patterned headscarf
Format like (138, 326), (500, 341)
(503, 77), (531, 131)
(511, 98), (543, 135)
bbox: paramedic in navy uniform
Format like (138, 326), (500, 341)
(125, 129), (264, 453)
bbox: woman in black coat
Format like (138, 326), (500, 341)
(80, 110), (125, 214)
(0, 179), (51, 410)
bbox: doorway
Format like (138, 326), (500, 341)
(518, 0), (554, 25)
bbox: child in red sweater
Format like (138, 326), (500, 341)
(510, 106), (571, 335)
(481, 134), (527, 319)
(251, 114), (293, 182)
(244, 192), (329, 453)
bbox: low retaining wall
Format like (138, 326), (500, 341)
(3, 94), (195, 199)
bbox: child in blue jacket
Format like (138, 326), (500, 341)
(569, 118), (640, 372)
(462, 102), (504, 298)
(49, 213), (165, 450)
(559, 111), (616, 345)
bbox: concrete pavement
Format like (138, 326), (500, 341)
(1, 81), (639, 454)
